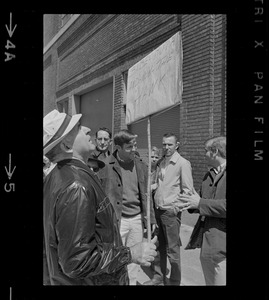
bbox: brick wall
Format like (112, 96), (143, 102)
(180, 14), (226, 190)
(213, 14), (226, 136)
(43, 14), (61, 48)
(43, 51), (58, 114)
(53, 14), (180, 98)
(113, 74), (125, 133)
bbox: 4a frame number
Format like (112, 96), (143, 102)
(5, 12), (17, 62)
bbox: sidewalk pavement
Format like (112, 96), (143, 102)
(136, 222), (206, 286)
(180, 223), (205, 286)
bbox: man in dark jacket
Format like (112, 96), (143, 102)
(98, 129), (157, 285)
(43, 110), (157, 285)
(92, 127), (112, 163)
(179, 136), (226, 285)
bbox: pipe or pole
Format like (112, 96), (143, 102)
(147, 117), (152, 242)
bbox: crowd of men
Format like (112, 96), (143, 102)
(43, 109), (226, 286)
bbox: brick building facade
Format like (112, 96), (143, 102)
(43, 14), (226, 190)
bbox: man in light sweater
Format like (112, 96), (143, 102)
(98, 129), (157, 285)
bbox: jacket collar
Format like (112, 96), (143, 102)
(57, 158), (92, 174)
(108, 150), (144, 182)
(107, 151), (122, 182)
(93, 149), (111, 159)
(58, 158), (105, 187)
(109, 151), (119, 165)
(214, 167), (226, 185)
(209, 165), (226, 185)
(110, 150), (144, 165)
(213, 162), (226, 174)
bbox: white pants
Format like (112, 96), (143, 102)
(120, 214), (143, 285)
(200, 256), (226, 285)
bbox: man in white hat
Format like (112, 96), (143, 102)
(43, 109), (157, 285)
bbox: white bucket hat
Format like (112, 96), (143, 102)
(43, 109), (82, 155)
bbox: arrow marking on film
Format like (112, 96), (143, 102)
(5, 12), (17, 38)
(5, 154), (16, 180)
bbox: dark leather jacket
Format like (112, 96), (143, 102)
(98, 151), (156, 227)
(43, 158), (131, 285)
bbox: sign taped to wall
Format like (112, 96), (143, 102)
(126, 32), (183, 124)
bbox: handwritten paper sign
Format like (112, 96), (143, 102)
(126, 32), (183, 124)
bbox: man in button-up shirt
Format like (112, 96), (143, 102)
(146, 132), (194, 286)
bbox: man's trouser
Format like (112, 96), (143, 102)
(120, 213), (143, 285)
(200, 256), (226, 285)
(154, 208), (182, 285)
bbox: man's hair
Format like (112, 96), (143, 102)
(163, 132), (179, 143)
(96, 127), (112, 139)
(114, 129), (137, 147)
(205, 136), (226, 158)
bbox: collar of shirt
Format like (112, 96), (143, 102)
(161, 151), (180, 166)
(213, 162), (226, 174)
(159, 151), (180, 179)
(116, 151), (134, 165)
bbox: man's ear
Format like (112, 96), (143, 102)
(176, 142), (180, 150)
(212, 148), (219, 157)
(60, 141), (73, 153)
(115, 145), (121, 151)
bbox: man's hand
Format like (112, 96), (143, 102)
(130, 236), (157, 267)
(143, 224), (157, 235)
(178, 190), (201, 210)
(173, 202), (190, 214)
